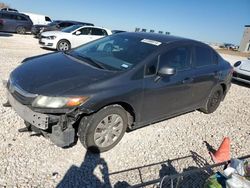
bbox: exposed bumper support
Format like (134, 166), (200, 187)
(7, 91), (92, 148)
(8, 92), (52, 130)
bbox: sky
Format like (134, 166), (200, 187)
(2, 0), (250, 44)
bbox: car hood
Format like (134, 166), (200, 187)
(41, 31), (69, 37)
(10, 52), (117, 96)
(239, 60), (250, 72)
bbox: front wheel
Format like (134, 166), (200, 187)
(200, 85), (223, 114)
(57, 40), (71, 51)
(78, 105), (128, 153)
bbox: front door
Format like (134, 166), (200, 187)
(72, 27), (93, 48)
(141, 45), (196, 124)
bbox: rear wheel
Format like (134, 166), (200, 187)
(78, 105), (128, 153)
(57, 40), (71, 51)
(200, 85), (223, 114)
(16, 26), (26, 34)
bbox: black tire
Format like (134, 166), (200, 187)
(78, 105), (128, 153)
(200, 85), (223, 114)
(56, 39), (71, 51)
(16, 26), (26, 34)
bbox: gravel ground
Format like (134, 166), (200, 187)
(0, 33), (250, 187)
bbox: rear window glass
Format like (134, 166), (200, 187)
(212, 52), (218, 64)
(194, 46), (213, 67)
(1, 13), (13, 19)
(17, 15), (28, 21)
(92, 28), (107, 36)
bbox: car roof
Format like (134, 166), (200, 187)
(54, 20), (94, 25)
(78, 25), (110, 31)
(0, 10), (29, 17)
(119, 32), (196, 44)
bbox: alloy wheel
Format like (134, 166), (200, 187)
(58, 42), (69, 51)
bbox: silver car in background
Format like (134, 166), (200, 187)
(233, 59), (250, 84)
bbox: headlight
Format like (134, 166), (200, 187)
(32, 96), (89, 108)
(47, 36), (56, 40)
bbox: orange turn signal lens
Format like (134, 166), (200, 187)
(66, 97), (89, 107)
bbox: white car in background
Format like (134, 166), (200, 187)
(21, 12), (52, 25)
(233, 59), (250, 84)
(39, 25), (112, 51)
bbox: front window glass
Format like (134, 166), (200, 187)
(69, 35), (160, 71)
(45, 16), (51, 22)
(61, 25), (82, 33)
(160, 47), (191, 70)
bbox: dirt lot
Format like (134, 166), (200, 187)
(216, 48), (250, 58)
(0, 33), (250, 187)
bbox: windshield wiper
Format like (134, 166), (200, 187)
(75, 54), (106, 69)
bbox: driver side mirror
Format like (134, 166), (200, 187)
(158, 66), (176, 76)
(154, 66), (176, 82)
(75, 31), (81, 35)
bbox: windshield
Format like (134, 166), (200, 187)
(61, 25), (82, 33)
(70, 34), (160, 71)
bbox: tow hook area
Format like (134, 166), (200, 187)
(18, 115), (76, 148)
(48, 115), (76, 148)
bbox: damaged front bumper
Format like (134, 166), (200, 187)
(7, 91), (82, 148)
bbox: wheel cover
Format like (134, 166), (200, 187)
(58, 42), (69, 51)
(94, 114), (124, 148)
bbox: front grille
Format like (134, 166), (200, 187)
(39, 41), (45, 45)
(233, 72), (250, 81)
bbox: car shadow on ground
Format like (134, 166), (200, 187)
(232, 79), (250, 88)
(40, 47), (57, 52)
(0, 32), (13, 37)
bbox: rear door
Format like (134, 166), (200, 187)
(0, 12), (16, 32)
(16, 15), (31, 29)
(141, 44), (196, 123)
(71, 27), (93, 47)
(191, 45), (220, 106)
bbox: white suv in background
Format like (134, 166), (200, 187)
(39, 25), (112, 51)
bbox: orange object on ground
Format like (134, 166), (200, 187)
(210, 137), (230, 163)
